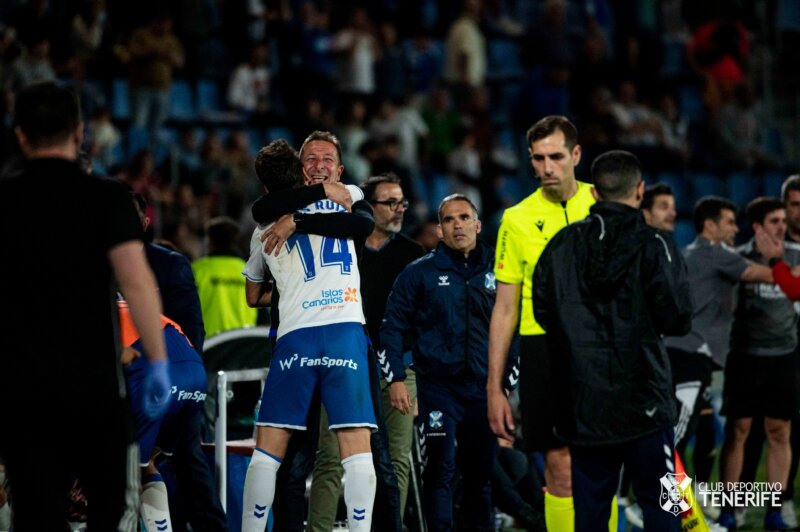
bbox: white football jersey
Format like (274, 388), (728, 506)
(243, 185), (365, 338)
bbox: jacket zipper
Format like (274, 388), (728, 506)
(464, 261), (470, 373)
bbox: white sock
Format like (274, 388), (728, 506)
(342, 453), (376, 531)
(241, 448), (282, 532)
(141, 474), (172, 532)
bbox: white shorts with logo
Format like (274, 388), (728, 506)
(256, 321), (376, 430)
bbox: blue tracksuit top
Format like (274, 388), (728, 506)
(379, 239), (498, 383)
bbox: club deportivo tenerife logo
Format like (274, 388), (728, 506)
(428, 411), (443, 430)
(660, 471), (692, 515)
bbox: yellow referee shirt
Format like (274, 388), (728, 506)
(494, 181), (595, 335)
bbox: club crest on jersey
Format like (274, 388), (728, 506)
(429, 410), (444, 430)
(484, 272), (496, 291)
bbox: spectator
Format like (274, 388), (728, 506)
(336, 98), (371, 184)
(6, 34), (55, 92)
(127, 12), (185, 133)
(444, 0), (486, 91)
(227, 43), (271, 119)
(87, 106), (121, 171)
(448, 126), (482, 212)
(374, 21), (410, 100)
(70, 0), (107, 66)
(421, 86), (462, 172)
(332, 7), (379, 99)
(533, 150), (692, 530)
(191, 216), (256, 337)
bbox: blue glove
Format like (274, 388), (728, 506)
(142, 359), (171, 420)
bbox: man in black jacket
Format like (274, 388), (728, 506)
(533, 150), (692, 531)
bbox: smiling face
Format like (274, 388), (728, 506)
(529, 129), (581, 202)
(438, 199), (481, 256)
(300, 140), (344, 185)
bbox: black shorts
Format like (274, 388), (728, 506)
(722, 352), (798, 420)
(519, 335), (565, 452)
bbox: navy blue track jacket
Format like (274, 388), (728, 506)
(379, 240), (505, 383)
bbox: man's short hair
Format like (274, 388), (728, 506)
(254, 139), (303, 192)
(526, 115), (578, 150)
(781, 174), (800, 201)
(360, 173), (402, 202)
(590, 150), (642, 201)
(693, 196), (737, 232)
(14, 82), (81, 149)
(641, 183), (673, 211)
(206, 216), (241, 256)
(437, 193), (479, 222)
(299, 130), (343, 165)
(746, 196), (785, 226)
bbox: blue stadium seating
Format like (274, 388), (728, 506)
(486, 38), (523, 80)
(169, 80), (195, 122)
(678, 85), (705, 122)
(265, 127), (293, 146)
(197, 79), (221, 114)
(674, 219), (696, 248)
(111, 78), (130, 120)
(727, 171), (759, 209)
(763, 171), (786, 198)
(691, 172), (725, 203)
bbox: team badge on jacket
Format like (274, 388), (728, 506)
(429, 410), (444, 429)
(485, 272), (496, 291)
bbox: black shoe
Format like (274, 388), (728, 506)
(518, 504), (547, 532)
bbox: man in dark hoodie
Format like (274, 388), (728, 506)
(533, 150), (692, 531)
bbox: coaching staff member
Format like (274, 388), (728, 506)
(533, 151), (692, 531)
(0, 82), (170, 530)
(381, 194), (505, 531)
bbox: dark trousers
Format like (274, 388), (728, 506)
(273, 346), (403, 531)
(1, 396), (137, 532)
(571, 428), (681, 532)
(417, 376), (497, 532)
(166, 409), (228, 531)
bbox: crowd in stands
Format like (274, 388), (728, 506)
(0, 0), (797, 255)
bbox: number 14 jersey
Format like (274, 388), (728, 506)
(245, 192), (365, 339)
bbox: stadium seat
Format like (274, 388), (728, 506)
(111, 78), (130, 120)
(127, 127), (150, 158)
(265, 127), (293, 146)
(246, 128), (265, 156)
(678, 85), (705, 122)
(727, 171), (759, 209)
(691, 172), (725, 203)
(197, 79), (222, 114)
(486, 38), (523, 80)
(169, 80), (195, 122)
(674, 219), (696, 248)
(763, 171), (786, 198)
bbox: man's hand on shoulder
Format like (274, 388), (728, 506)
(261, 214), (296, 256)
(324, 182), (353, 212)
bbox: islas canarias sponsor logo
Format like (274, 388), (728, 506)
(301, 287), (359, 309)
